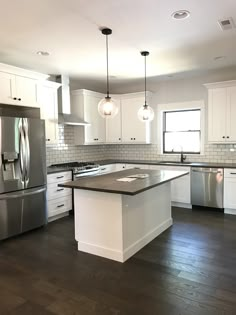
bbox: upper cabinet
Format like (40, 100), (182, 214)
(37, 81), (61, 145)
(106, 97), (122, 143)
(72, 89), (106, 145)
(0, 63), (49, 108)
(72, 90), (154, 145)
(205, 80), (236, 143)
(121, 92), (152, 144)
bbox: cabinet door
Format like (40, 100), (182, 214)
(106, 100), (121, 143)
(224, 178), (236, 209)
(226, 86), (236, 142)
(84, 95), (106, 143)
(121, 97), (150, 143)
(15, 76), (38, 107)
(171, 175), (191, 204)
(38, 85), (58, 144)
(208, 88), (227, 143)
(0, 72), (16, 105)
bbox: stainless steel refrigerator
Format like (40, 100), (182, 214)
(0, 117), (47, 240)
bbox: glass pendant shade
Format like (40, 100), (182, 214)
(138, 104), (154, 122)
(138, 50), (154, 122)
(98, 96), (118, 118)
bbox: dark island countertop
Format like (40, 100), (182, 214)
(58, 169), (189, 196)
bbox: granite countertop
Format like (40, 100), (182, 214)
(93, 159), (236, 169)
(58, 168), (189, 195)
(47, 159), (236, 174)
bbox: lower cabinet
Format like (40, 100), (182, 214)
(47, 171), (72, 221)
(224, 169), (236, 213)
(149, 165), (191, 206)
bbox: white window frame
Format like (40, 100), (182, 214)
(157, 100), (205, 156)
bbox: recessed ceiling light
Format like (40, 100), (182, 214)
(214, 56), (226, 60)
(171, 10), (190, 20)
(36, 51), (50, 56)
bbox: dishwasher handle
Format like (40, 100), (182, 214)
(192, 169), (222, 174)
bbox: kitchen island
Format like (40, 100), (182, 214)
(59, 169), (188, 262)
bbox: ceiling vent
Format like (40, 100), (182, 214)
(218, 17), (235, 31)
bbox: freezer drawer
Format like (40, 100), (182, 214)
(191, 168), (223, 208)
(0, 186), (47, 240)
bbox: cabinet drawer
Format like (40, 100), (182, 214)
(47, 183), (72, 200)
(47, 171), (72, 184)
(224, 169), (236, 178)
(48, 196), (72, 218)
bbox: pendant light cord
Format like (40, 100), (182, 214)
(144, 54), (147, 106)
(106, 34), (110, 98)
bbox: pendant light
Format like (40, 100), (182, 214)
(98, 28), (118, 118)
(138, 51), (154, 122)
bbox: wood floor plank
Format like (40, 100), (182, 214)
(1, 207), (236, 314)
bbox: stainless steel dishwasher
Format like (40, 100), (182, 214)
(191, 168), (224, 208)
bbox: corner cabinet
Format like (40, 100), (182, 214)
(0, 63), (49, 108)
(38, 81), (61, 145)
(205, 80), (236, 143)
(72, 89), (106, 145)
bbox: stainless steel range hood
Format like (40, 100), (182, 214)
(56, 75), (89, 126)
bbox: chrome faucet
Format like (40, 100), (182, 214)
(180, 151), (187, 163)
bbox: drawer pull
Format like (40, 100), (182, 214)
(56, 176), (64, 179)
(57, 204), (65, 208)
(230, 172), (236, 175)
(57, 188), (64, 192)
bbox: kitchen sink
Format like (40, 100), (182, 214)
(159, 161), (193, 166)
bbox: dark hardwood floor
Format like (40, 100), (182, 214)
(1, 207), (236, 314)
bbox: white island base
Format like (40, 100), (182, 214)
(74, 182), (173, 262)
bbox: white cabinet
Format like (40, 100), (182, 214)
(47, 171), (72, 221)
(121, 93), (152, 143)
(38, 81), (61, 145)
(72, 89), (106, 145)
(224, 169), (236, 213)
(205, 81), (236, 143)
(106, 99), (122, 143)
(72, 90), (154, 145)
(0, 72), (38, 107)
(149, 165), (191, 205)
(0, 63), (49, 108)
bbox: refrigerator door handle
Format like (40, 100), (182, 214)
(0, 187), (46, 200)
(19, 119), (26, 182)
(23, 118), (30, 185)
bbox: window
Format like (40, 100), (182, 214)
(163, 109), (201, 154)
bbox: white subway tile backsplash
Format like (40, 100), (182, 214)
(46, 125), (236, 166)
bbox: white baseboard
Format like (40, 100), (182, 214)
(123, 218), (173, 262)
(172, 202), (192, 209)
(78, 242), (123, 262)
(224, 208), (236, 215)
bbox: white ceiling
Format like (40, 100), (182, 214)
(0, 0), (236, 91)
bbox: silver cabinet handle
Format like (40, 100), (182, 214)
(57, 204), (64, 208)
(57, 188), (64, 192)
(230, 172), (236, 175)
(57, 176), (64, 179)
